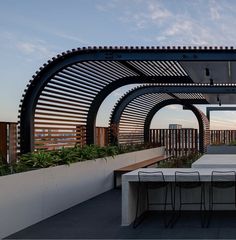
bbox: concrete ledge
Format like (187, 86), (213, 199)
(0, 146), (164, 239)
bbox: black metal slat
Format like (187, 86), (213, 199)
(78, 61), (119, 80)
(169, 61), (185, 76)
(66, 66), (111, 85)
(148, 61), (164, 75)
(36, 102), (89, 113)
(38, 97), (89, 110)
(45, 85), (94, 101)
(54, 75), (102, 92)
(152, 61), (172, 76)
(57, 71), (104, 90)
(112, 61), (139, 76)
(139, 61), (158, 76)
(165, 61), (179, 76)
(50, 80), (98, 97)
(40, 93), (90, 108)
(92, 61), (128, 79)
(175, 61), (188, 76)
(42, 89), (91, 105)
(128, 61), (151, 76)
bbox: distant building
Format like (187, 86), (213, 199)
(169, 124), (182, 129)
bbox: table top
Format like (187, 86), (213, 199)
(192, 154), (236, 168)
(122, 167), (236, 182)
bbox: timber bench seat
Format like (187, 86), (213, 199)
(114, 155), (171, 188)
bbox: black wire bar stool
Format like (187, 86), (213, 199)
(133, 171), (173, 228)
(206, 170), (236, 227)
(170, 171), (206, 228)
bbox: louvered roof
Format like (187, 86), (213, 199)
(19, 46), (236, 152)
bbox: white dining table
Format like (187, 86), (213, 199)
(121, 167), (236, 226)
(192, 154), (236, 168)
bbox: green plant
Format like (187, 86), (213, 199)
(157, 152), (202, 169)
(0, 143), (158, 177)
(55, 147), (82, 165)
(228, 140), (236, 146)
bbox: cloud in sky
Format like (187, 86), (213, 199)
(0, 31), (56, 61)
(96, 0), (120, 12)
(1, 0), (236, 127)
(96, 0), (236, 46)
(209, 0), (221, 20)
(47, 30), (91, 46)
(16, 41), (54, 58)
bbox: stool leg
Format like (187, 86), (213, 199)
(206, 185), (213, 228)
(133, 183), (141, 228)
(200, 184), (206, 228)
(235, 183), (236, 208)
(163, 185), (168, 227)
(170, 184), (181, 228)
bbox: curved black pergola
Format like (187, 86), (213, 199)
(18, 46), (236, 153)
(109, 86), (209, 152)
(144, 100), (210, 153)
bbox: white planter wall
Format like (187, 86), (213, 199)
(0, 146), (164, 239)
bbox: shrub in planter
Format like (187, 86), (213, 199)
(157, 152), (201, 168)
(0, 144), (154, 176)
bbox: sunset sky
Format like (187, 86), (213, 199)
(1, 0), (236, 129)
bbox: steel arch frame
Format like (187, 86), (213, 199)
(143, 99), (208, 153)
(19, 47), (235, 153)
(86, 76), (191, 144)
(20, 73), (189, 153)
(109, 87), (209, 153)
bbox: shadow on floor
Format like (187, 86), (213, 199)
(6, 189), (236, 239)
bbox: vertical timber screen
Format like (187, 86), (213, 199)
(150, 128), (198, 156)
(0, 122), (17, 163)
(95, 127), (110, 147)
(210, 130), (236, 145)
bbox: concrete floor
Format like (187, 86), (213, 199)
(6, 189), (236, 239)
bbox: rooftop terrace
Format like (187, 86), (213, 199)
(7, 189), (236, 239)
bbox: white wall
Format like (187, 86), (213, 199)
(0, 146), (164, 239)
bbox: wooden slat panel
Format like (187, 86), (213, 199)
(35, 135), (82, 140)
(35, 139), (83, 145)
(149, 128), (198, 157)
(9, 123), (17, 163)
(0, 122), (7, 164)
(35, 143), (77, 149)
(35, 131), (82, 135)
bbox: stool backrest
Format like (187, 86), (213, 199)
(211, 171), (236, 188)
(138, 171), (166, 189)
(175, 171), (201, 188)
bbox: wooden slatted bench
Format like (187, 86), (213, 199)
(114, 155), (172, 188)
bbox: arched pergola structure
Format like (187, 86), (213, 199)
(144, 100), (210, 153)
(109, 86), (209, 152)
(18, 46), (236, 153)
